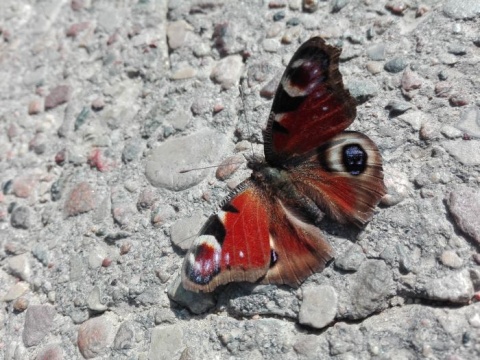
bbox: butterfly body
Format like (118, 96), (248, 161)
(182, 37), (386, 293)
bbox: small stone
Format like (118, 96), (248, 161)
(449, 93), (469, 107)
(366, 43), (385, 61)
(155, 308), (176, 325)
(303, 0), (319, 12)
(87, 286), (108, 312)
(13, 297), (29, 312)
(11, 206), (31, 229)
(45, 85), (71, 110)
(150, 204), (175, 227)
(113, 322), (135, 350)
(386, 99), (412, 114)
(91, 97), (105, 111)
(88, 148), (116, 172)
(385, 1), (409, 15)
(384, 57), (408, 73)
(29, 133), (47, 154)
(273, 10), (285, 21)
(167, 20), (192, 50)
(424, 270), (474, 303)
(440, 250), (463, 268)
(119, 242), (132, 255)
(366, 61), (383, 75)
(171, 67), (197, 80)
(148, 325), (184, 360)
(23, 305), (56, 347)
(439, 53), (458, 65)
(167, 276), (215, 314)
(299, 285), (337, 329)
(263, 38), (281, 53)
(190, 97), (211, 116)
(456, 107), (480, 138)
(2, 282), (29, 301)
(435, 82), (452, 98)
(419, 122), (439, 141)
(401, 68), (422, 94)
(65, 182), (96, 217)
(447, 187), (480, 244)
(335, 244), (366, 271)
(212, 22), (239, 56)
(215, 155), (244, 180)
(35, 345), (63, 360)
(8, 253), (31, 281)
(416, 4), (429, 17)
(260, 73), (282, 99)
(55, 149), (68, 165)
(170, 210), (207, 252)
(448, 44), (467, 55)
(210, 55), (244, 90)
(28, 99), (43, 114)
(331, 0), (349, 13)
(347, 80), (378, 103)
(281, 25), (302, 44)
(443, 0), (480, 20)
(77, 316), (113, 359)
(443, 140), (480, 166)
(12, 175), (36, 198)
(137, 188), (157, 211)
(122, 138), (143, 163)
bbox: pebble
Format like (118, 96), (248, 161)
(29, 133), (47, 154)
(167, 20), (192, 50)
(449, 93), (469, 107)
(113, 321), (135, 350)
(384, 57), (408, 73)
(87, 148), (116, 172)
(111, 187), (137, 227)
(447, 187), (480, 244)
(443, 0), (480, 19)
(148, 325), (184, 360)
(303, 0), (319, 12)
(398, 110), (426, 131)
(210, 55), (243, 90)
(145, 129), (227, 191)
(35, 344), (63, 360)
(23, 304), (56, 347)
(32, 244), (50, 266)
(443, 140), (480, 165)
(168, 110), (190, 131)
(10, 206), (31, 229)
(65, 182), (96, 217)
(171, 66), (197, 80)
(331, 0), (349, 13)
(167, 276), (215, 314)
(456, 107), (480, 137)
(28, 99), (43, 115)
(424, 270), (474, 303)
(350, 260), (393, 319)
(87, 286), (108, 312)
(386, 99), (412, 114)
(12, 175), (36, 198)
(401, 68), (422, 96)
(347, 80), (378, 103)
(448, 44), (467, 55)
(190, 97), (211, 116)
(137, 188), (158, 211)
(262, 38), (281, 53)
(8, 253), (31, 281)
(44, 85), (71, 110)
(281, 25), (302, 44)
(435, 82), (452, 98)
(215, 155), (244, 180)
(366, 43), (385, 61)
(13, 297), (29, 312)
(335, 244), (366, 271)
(298, 285), (337, 329)
(170, 210), (207, 252)
(122, 138), (144, 163)
(77, 316), (113, 359)
(439, 53), (458, 65)
(150, 204), (176, 227)
(212, 22), (238, 56)
(260, 73), (282, 99)
(440, 250), (463, 269)
(266, 22), (283, 38)
(2, 282), (29, 301)
(366, 61), (383, 75)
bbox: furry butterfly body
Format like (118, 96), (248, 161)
(182, 37), (386, 292)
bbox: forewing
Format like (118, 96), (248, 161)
(265, 37), (356, 165)
(291, 131), (386, 227)
(182, 181), (271, 292)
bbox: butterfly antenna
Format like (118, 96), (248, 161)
(239, 84), (255, 157)
(179, 162), (244, 174)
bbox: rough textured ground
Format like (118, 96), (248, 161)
(1, 0), (480, 359)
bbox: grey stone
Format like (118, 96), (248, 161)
(384, 57), (408, 73)
(87, 286), (108, 312)
(423, 270), (474, 303)
(145, 129), (228, 191)
(366, 43), (385, 61)
(113, 321), (135, 350)
(170, 210), (207, 252)
(77, 316), (113, 359)
(148, 325), (184, 360)
(210, 55), (243, 90)
(23, 305), (56, 347)
(10, 206), (31, 229)
(8, 254), (31, 281)
(386, 99), (412, 114)
(456, 107), (480, 138)
(347, 80), (378, 103)
(335, 244), (366, 272)
(167, 276), (215, 314)
(443, 0), (480, 19)
(443, 140), (480, 165)
(448, 187), (480, 244)
(349, 260), (393, 319)
(298, 285), (337, 329)
(122, 138), (144, 163)
(331, 0), (349, 13)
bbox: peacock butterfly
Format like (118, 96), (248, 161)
(182, 37), (386, 292)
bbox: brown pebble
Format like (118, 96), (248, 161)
(71, 0), (85, 11)
(120, 242), (132, 255)
(66, 22), (90, 37)
(77, 317), (112, 359)
(55, 149), (68, 165)
(28, 99), (43, 115)
(45, 85), (72, 110)
(91, 97), (105, 111)
(215, 155), (244, 180)
(385, 1), (409, 15)
(434, 82), (452, 98)
(65, 182), (96, 217)
(449, 93), (469, 107)
(13, 297), (29, 312)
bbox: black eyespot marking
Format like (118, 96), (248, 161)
(202, 215), (226, 244)
(270, 249), (279, 267)
(342, 144), (367, 175)
(222, 203), (239, 213)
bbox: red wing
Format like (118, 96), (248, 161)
(182, 181), (271, 292)
(264, 37), (356, 165)
(260, 199), (334, 287)
(291, 132), (386, 227)
(182, 180), (334, 292)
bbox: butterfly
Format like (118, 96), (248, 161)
(182, 37), (386, 292)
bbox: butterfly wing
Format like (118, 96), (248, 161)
(290, 131), (386, 228)
(182, 180), (334, 292)
(264, 37), (356, 165)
